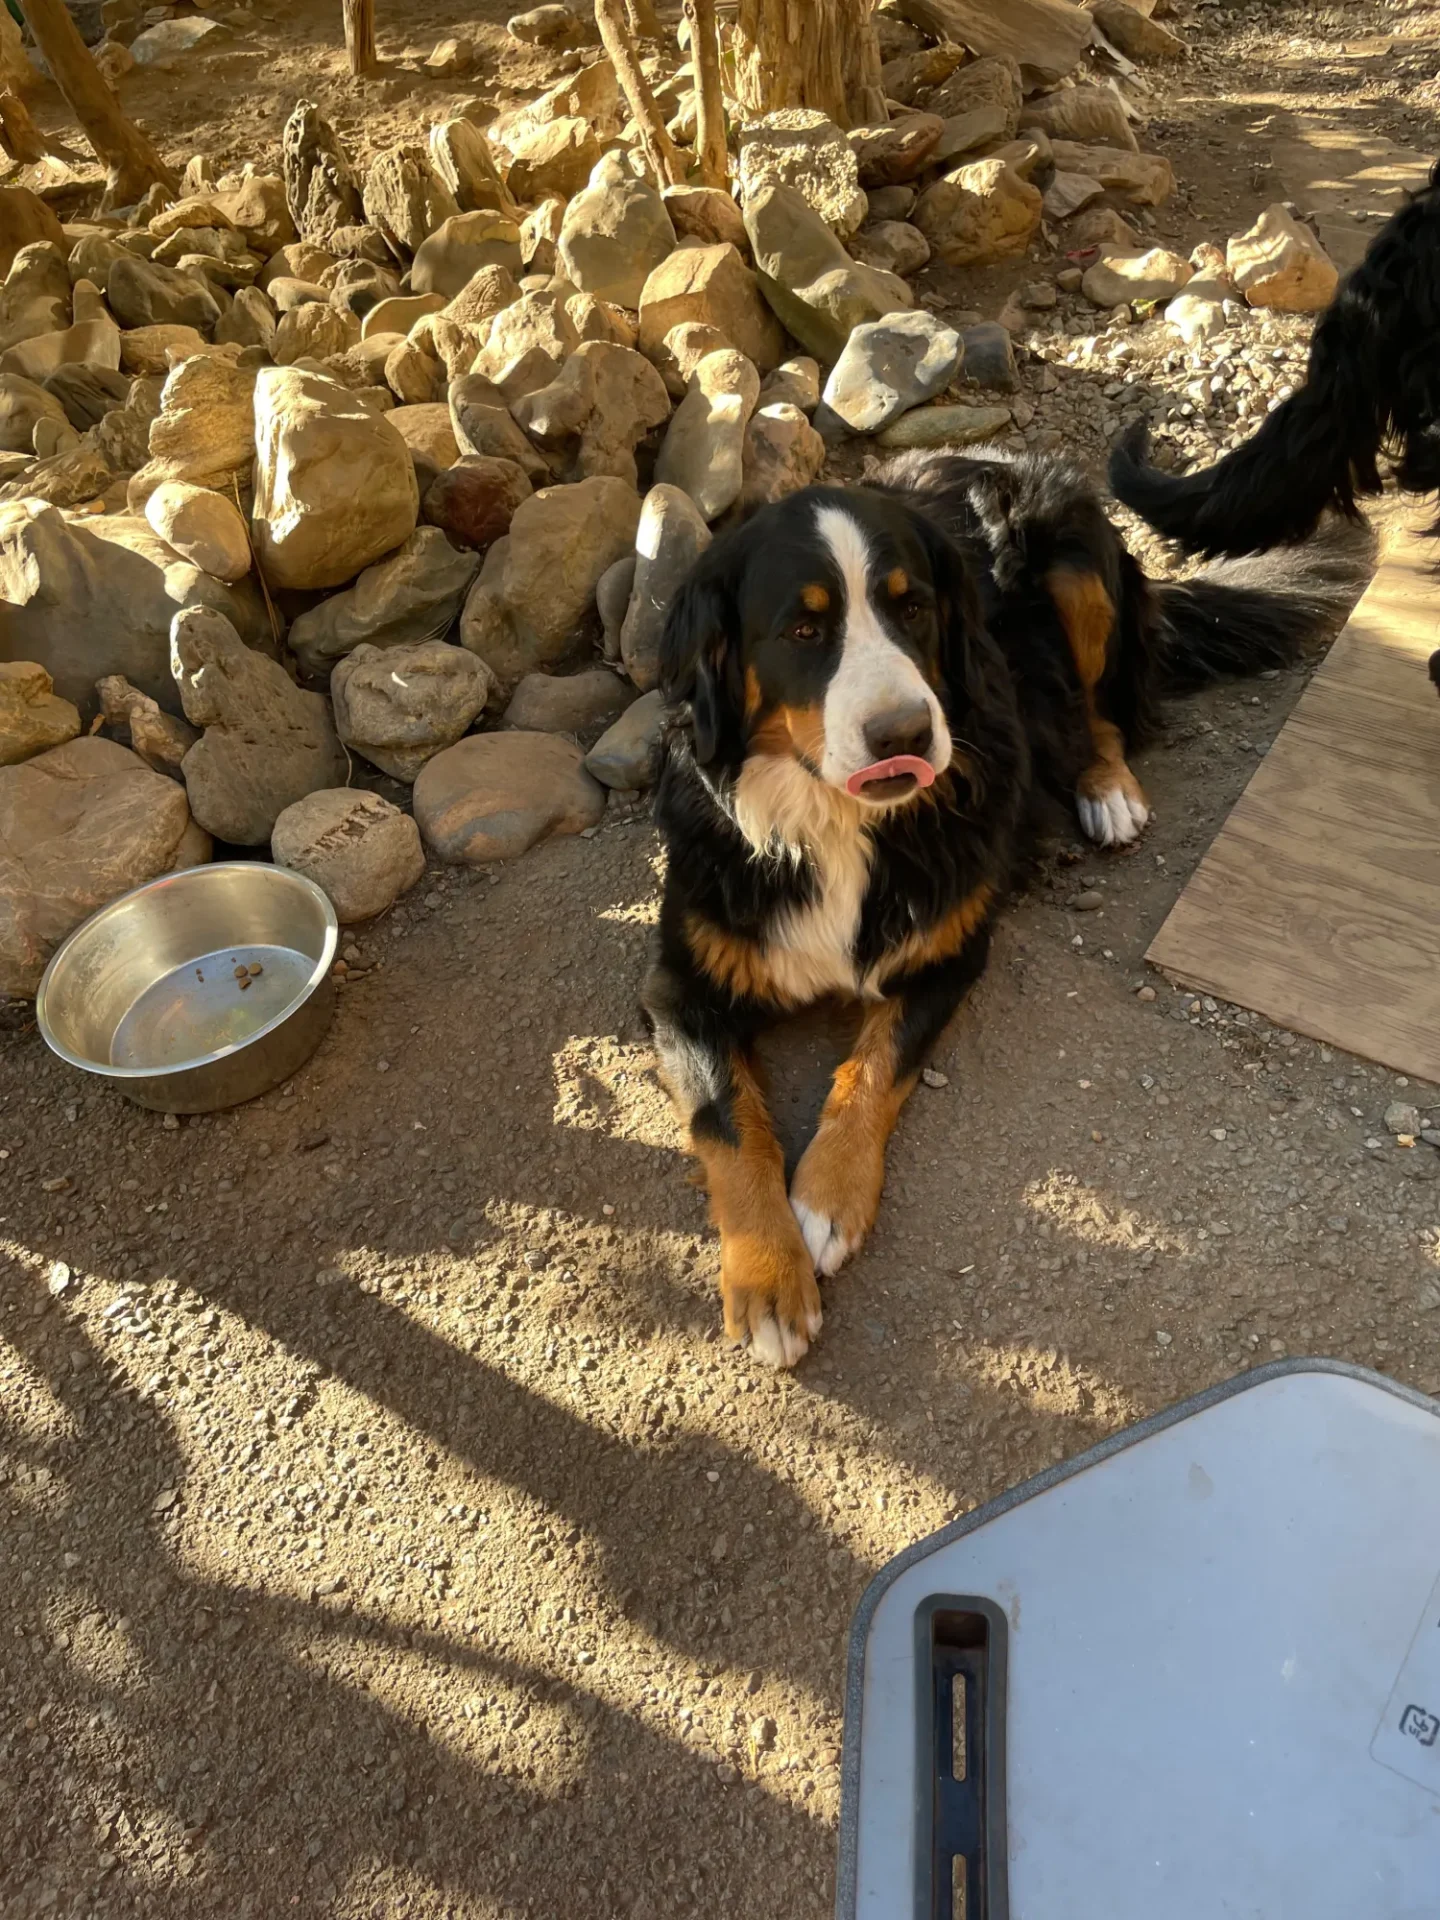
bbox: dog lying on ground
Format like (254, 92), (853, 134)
(1109, 162), (1440, 557)
(643, 447), (1371, 1366)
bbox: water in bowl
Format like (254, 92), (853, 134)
(109, 943), (319, 1071)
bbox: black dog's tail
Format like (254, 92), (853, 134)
(1154, 518), (1376, 692)
(1110, 162), (1440, 557)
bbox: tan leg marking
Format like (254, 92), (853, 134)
(1046, 566), (1150, 847)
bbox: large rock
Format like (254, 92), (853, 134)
(637, 242), (784, 376)
(273, 299), (357, 366)
(891, 0), (1091, 91)
(874, 401), (1011, 449)
(662, 185), (749, 252)
(557, 153), (676, 311)
(737, 110), (868, 242)
(1020, 84), (1138, 152)
(44, 363), (129, 434)
(330, 638), (492, 781)
(252, 366), (420, 592)
(422, 455), (532, 551)
(271, 788), (425, 923)
(106, 254), (220, 332)
(506, 118), (605, 202)
(822, 310), (961, 434)
(655, 349), (759, 524)
(429, 119), (518, 218)
(620, 484), (711, 691)
(852, 220), (931, 277)
(413, 730), (605, 863)
(0, 244), (70, 355)
(0, 501), (262, 715)
(511, 340), (670, 488)
(958, 320), (1018, 390)
(0, 188), (65, 279)
(0, 372), (66, 453)
(850, 113), (944, 189)
(387, 401), (460, 472)
(741, 401), (825, 508)
(0, 735), (210, 996)
(362, 145), (460, 262)
(1090, 0), (1186, 60)
(1047, 142), (1173, 206)
(471, 290), (580, 403)
(449, 374), (552, 483)
(288, 527), (478, 677)
(881, 43), (966, 107)
(759, 357), (821, 412)
(209, 172), (296, 257)
(0, 660), (79, 765)
(96, 674), (198, 776)
(1227, 205), (1339, 313)
(0, 314), (120, 385)
(459, 475), (641, 690)
(144, 481), (251, 582)
(583, 687), (666, 790)
(141, 351), (257, 490)
(411, 210), (523, 297)
(502, 667), (634, 741)
(444, 261), (522, 330)
(913, 160), (1042, 268)
(1082, 244), (1192, 309)
(915, 53), (1022, 133)
(171, 604), (347, 844)
(744, 184), (912, 364)
(282, 101), (365, 244)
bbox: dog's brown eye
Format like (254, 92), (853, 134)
(902, 599), (926, 622)
(790, 621), (819, 641)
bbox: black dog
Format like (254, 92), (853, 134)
(1109, 162), (1440, 557)
(643, 448), (1369, 1366)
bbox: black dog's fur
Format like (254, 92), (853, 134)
(644, 447), (1370, 1365)
(1108, 162), (1440, 556)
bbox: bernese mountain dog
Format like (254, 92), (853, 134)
(644, 447), (1370, 1367)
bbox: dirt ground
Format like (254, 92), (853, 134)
(5, 3), (1440, 1917)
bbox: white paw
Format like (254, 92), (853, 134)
(1078, 786), (1150, 848)
(747, 1301), (821, 1369)
(792, 1197), (856, 1278)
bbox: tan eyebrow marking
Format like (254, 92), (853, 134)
(801, 583), (829, 613)
(887, 567), (909, 597)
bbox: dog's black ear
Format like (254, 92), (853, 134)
(915, 514), (987, 695)
(659, 556), (744, 769)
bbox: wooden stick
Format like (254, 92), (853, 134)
(594, 0), (685, 188)
(18, 0), (175, 208)
(626, 0), (661, 32)
(342, 0), (377, 77)
(0, 88), (46, 164)
(681, 0), (727, 189)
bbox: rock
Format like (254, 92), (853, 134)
(1082, 244), (1192, 308)
(737, 109), (868, 241)
(512, 340), (670, 489)
(413, 730), (604, 863)
(744, 184), (913, 364)
(116, 324), (206, 377)
(502, 667), (634, 740)
(958, 321), (1017, 391)
(273, 299), (357, 366)
(268, 274), (328, 313)
(385, 338), (441, 405)
(659, 187), (746, 256)
(649, 320), (729, 402)
(282, 101), (365, 245)
(253, 366), (419, 592)
(584, 687), (665, 789)
(362, 146), (461, 265)
(620, 483), (711, 690)
(1020, 83), (1138, 152)
(0, 316), (121, 385)
(507, 4), (596, 48)
(852, 220), (930, 277)
(929, 105), (1014, 169)
(0, 372), (67, 453)
(917, 52), (1022, 132)
(866, 185), (917, 223)
(1385, 1100), (1423, 1137)
(0, 661), (79, 765)
(910, 0), (1091, 90)
(106, 254), (220, 332)
(1048, 142), (1173, 206)
(171, 604), (347, 844)
(993, 134), (1054, 183)
(1165, 273), (1234, 346)
(209, 172), (297, 257)
(0, 442), (109, 511)
(556, 152), (675, 312)
(421, 455), (531, 553)
(1065, 204), (1141, 250)
(443, 262), (522, 333)
(637, 242), (783, 377)
(144, 481), (251, 582)
(96, 674), (198, 776)
(567, 293), (637, 348)
(823, 310), (961, 435)
(1227, 205), (1338, 313)
(326, 225), (395, 267)
(758, 357), (820, 414)
(913, 160), (1042, 268)
(655, 349), (759, 523)
(91, 377), (165, 475)
(288, 527), (479, 676)
(596, 554), (635, 660)
(330, 638), (491, 781)
(385, 401), (460, 474)
(425, 33), (473, 74)
(141, 351), (257, 490)
(0, 188), (66, 278)
(0, 244), (70, 355)
(449, 375), (551, 484)
(360, 293), (445, 340)
(210, 286), (276, 353)
(742, 401), (825, 508)
(874, 402), (1012, 449)
(506, 119), (605, 203)
(471, 290), (581, 403)
(429, 119), (518, 220)
(129, 16), (221, 62)
(460, 475), (641, 690)
(0, 735), (210, 996)
(271, 788), (425, 922)
(42, 364), (128, 434)
(520, 198), (566, 277)
(850, 113), (944, 189)
(881, 44), (967, 107)
(411, 211), (522, 298)
(1090, 0), (1186, 60)
(1043, 171), (1105, 222)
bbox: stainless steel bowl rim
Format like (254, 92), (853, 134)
(35, 862), (339, 1080)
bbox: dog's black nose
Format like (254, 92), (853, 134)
(863, 704), (933, 763)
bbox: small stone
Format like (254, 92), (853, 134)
(1082, 245), (1192, 310)
(921, 1067), (948, 1088)
(655, 348), (760, 522)
(271, 788), (425, 923)
(749, 1716), (776, 1750)
(1227, 205), (1338, 313)
(851, 220), (931, 278)
(1385, 1101), (1422, 1138)
(1069, 890), (1104, 911)
(502, 668), (634, 742)
(1136, 984), (1156, 1002)
(583, 687), (666, 789)
(823, 310), (961, 435)
(874, 402), (1012, 450)
(46, 1259), (75, 1297)
(958, 321), (1017, 392)
(1154, 1329), (1173, 1348)
(331, 639), (492, 782)
(413, 731), (605, 863)
(741, 401), (825, 508)
(144, 482), (251, 582)
(0, 661), (80, 766)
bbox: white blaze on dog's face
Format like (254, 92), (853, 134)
(813, 503), (953, 807)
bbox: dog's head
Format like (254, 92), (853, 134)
(660, 487), (982, 819)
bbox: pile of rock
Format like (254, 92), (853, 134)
(0, 0), (1335, 992)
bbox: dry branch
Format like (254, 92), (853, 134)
(19, 0), (175, 208)
(594, 0), (685, 187)
(682, 0), (727, 188)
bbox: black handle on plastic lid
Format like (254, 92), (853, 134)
(914, 1597), (1010, 1920)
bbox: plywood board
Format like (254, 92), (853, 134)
(1147, 515), (1440, 1081)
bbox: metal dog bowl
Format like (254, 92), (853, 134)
(36, 862), (337, 1113)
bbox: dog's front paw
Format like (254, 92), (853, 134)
(789, 1142), (884, 1279)
(720, 1224), (822, 1369)
(1077, 764), (1150, 848)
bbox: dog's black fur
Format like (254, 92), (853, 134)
(644, 447), (1371, 1366)
(1108, 162), (1440, 556)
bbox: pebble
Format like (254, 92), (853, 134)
(1136, 985), (1156, 1002)
(1384, 1101), (1421, 1137)
(46, 1260), (75, 1297)
(921, 1068), (949, 1088)
(1069, 890), (1103, 911)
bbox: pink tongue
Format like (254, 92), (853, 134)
(845, 754), (936, 797)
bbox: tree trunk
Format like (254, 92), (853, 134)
(342, 0), (377, 76)
(0, 87), (45, 163)
(681, 0), (727, 188)
(19, 0), (175, 208)
(733, 0), (886, 128)
(594, 0), (685, 187)
(626, 0), (661, 33)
